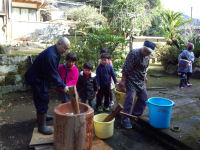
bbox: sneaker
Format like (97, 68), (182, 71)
(104, 107), (110, 112)
(97, 106), (103, 112)
(121, 121), (132, 129)
(186, 83), (192, 87)
(179, 86), (184, 89)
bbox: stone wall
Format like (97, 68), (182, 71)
(0, 54), (35, 94)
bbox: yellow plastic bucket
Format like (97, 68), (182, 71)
(115, 89), (138, 107)
(93, 113), (115, 139)
(115, 89), (126, 105)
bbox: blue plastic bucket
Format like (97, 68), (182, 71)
(146, 97), (175, 128)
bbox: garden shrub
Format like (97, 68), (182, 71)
(155, 44), (181, 70)
(0, 44), (10, 54)
(155, 42), (200, 70)
(60, 28), (128, 75)
(65, 5), (107, 31)
(153, 43), (163, 61)
(188, 35), (200, 58)
(194, 58), (200, 67)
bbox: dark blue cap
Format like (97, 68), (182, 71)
(143, 41), (156, 53)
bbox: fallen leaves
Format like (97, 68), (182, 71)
(7, 103), (12, 108)
(0, 117), (6, 126)
(0, 109), (5, 113)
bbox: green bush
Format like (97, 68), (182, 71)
(155, 44), (181, 69)
(61, 28), (128, 73)
(155, 43), (200, 69)
(153, 43), (163, 61)
(65, 5), (107, 31)
(188, 35), (200, 58)
(0, 44), (10, 54)
(194, 58), (200, 67)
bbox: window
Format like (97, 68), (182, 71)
(29, 9), (37, 22)
(12, 8), (20, 21)
(0, 0), (5, 12)
(12, 7), (37, 22)
(21, 8), (29, 21)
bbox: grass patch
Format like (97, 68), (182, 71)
(147, 63), (178, 89)
(147, 75), (179, 89)
(191, 97), (200, 101)
(173, 112), (200, 122)
(191, 123), (200, 139)
(148, 63), (165, 75)
(147, 63), (200, 89)
(10, 49), (43, 55)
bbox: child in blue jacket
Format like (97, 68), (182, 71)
(96, 53), (118, 112)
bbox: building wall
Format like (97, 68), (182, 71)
(12, 2), (39, 22)
(0, 0), (8, 43)
(11, 21), (48, 39)
(50, 10), (65, 20)
(4, 1), (46, 42)
(132, 36), (166, 49)
(0, 16), (5, 42)
(11, 21), (70, 42)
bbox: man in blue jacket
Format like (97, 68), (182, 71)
(25, 37), (70, 135)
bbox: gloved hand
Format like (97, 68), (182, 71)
(63, 86), (69, 93)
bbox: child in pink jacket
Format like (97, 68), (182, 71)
(57, 52), (79, 103)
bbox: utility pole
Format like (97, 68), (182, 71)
(100, 0), (102, 14)
(191, 7), (193, 19)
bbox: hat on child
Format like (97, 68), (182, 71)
(187, 42), (194, 50)
(143, 41), (156, 53)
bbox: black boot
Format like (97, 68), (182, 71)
(37, 113), (53, 135)
(46, 114), (54, 121)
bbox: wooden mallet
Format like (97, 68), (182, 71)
(103, 104), (123, 122)
(119, 111), (138, 120)
(69, 86), (80, 114)
(103, 103), (138, 122)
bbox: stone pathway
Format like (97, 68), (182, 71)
(140, 84), (200, 150)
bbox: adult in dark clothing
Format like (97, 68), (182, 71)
(25, 37), (70, 135)
(120, 41), (156, 129)
(77, 62), (98, 109)
(96, 53), (118, 112)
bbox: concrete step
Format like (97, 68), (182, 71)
(135, 100), (200, 150)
